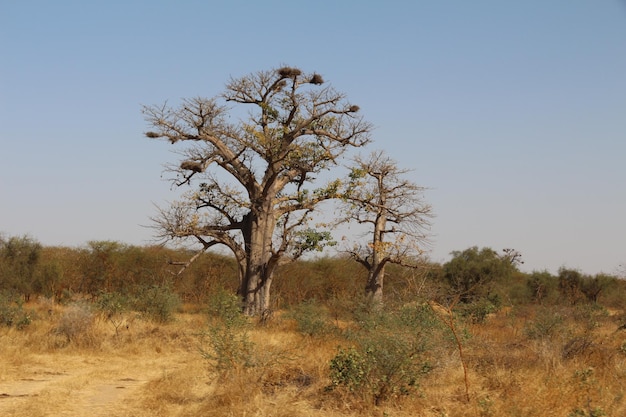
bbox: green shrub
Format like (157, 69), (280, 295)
(288, 299), (335, 337)
(202, 289), (254, 375)
(328, 303), (439, 405)
(0, 291), (32, 329)
(206, 288), (246, 328)
(524, 307), (566, 340)
(96, 291), (130, 335)
(456, 296), (500, 324)
(132, 284), (180, 323)
(329, 347), (368, 391)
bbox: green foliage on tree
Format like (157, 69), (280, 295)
(0, 234), (42, 301)
(558, 268), (612, 305)
(338, 150), (432, 304)
(143, 65), (372, 316)
(443, 246), (516, 304)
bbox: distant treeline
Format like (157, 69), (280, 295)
(0, 235), (624, 311)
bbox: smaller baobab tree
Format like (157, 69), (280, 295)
(338, 151), (432, 304)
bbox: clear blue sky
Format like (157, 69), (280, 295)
(1, 1), (625, 275)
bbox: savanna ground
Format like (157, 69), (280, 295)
(2, 296), (626, 417)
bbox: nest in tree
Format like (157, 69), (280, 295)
(348, 105), (360, 112)
(309, 73), (324, 85)
(180, 160), (204, 173)
(277, 66), (302, 78)
(145, 131), (161, 138)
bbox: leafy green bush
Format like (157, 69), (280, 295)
(524, 307), (566, 340)
(443, 246), (516, 304)
(329, 347), (368, 391)
(328, 303), (440, 405)
(96, 291), (130, 335)
(206, 288), (246, 327)
(132, 284), (180, 323)
(0, 291), (32, 329)
(202, 289), (254, 375)
(456, 295), (501, 324)
(288, 299), (335, 337)
(96, 291), (129, 316)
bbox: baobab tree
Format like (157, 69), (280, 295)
(143, 66), (372, 315)
(339, 151), (432, 304)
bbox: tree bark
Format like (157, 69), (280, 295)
(240, 204), (276, 316)
(365, 210), (387, 305)
(366, 267), (384, 305)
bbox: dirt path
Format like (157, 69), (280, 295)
(0, 352), (190, 417)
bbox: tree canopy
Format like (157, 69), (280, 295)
(143, 66), (372, 315)
(339, 151), (432, 303)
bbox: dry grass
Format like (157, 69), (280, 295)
(1, 300), (625, 416)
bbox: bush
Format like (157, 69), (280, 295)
(206, 288), (246, 328)
(328, 303), (439, 405)
(288, 299), (335, 337)
(0, 291), (32, 329)
(456, 295), (501, 324)
(132, 284), (180, 323)
(202, 289), (254, 375)
(524, 307), (566, 340)
(329, 347), (369, 391)
(55, 303), (99, 347)
(96, 291), (130, 335)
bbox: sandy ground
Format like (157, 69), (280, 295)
(0, 350), (195, 417)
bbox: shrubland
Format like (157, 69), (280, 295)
(1, 236), (626, 416)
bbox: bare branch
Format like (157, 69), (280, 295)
(143, 66), (372, 315)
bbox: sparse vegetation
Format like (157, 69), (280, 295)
(1, 233), (626, 415)
(0, 288), (623, 415)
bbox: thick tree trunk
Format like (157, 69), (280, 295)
(240, 206), (276, 316)
(365, 211), (386, 305)
(365, 267), (384, 305)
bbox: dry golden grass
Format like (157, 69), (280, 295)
(1, 300), (625, 416)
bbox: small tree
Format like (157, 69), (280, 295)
(0, 234), (42, 301)
(338, 151), (432, 304)
(581, 274), (611, 304)
(443, 246), (516, 304)
(78, 240), (124, 296)
(558, 268), (585, 305)
(144, 66), (372, 315)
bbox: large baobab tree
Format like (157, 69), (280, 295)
(143, 66), (372, 315)
(339, 151), (432, 304)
